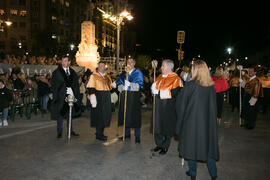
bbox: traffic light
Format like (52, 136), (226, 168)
(178, 50), (184, 61)
(177, 31), (185, 44)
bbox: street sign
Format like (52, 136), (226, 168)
(177, 31), (185, 44)
(178, 49), (184, 61)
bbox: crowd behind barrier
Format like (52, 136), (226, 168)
(0, 57), (270, 127)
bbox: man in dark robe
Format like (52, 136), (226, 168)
(87, 61), (112, 141)
(51, 56), (80, 138)
(151, 59), (183, 154)
(115, 58), (144, 143)
(240, 67), (263, 129)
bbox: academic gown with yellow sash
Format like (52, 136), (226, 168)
(87, 72), (112, 128)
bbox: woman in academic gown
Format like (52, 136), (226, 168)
(176, 60), (219, 180)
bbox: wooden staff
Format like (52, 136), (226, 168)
(117, 89), (121, 137)
(122, 66), (131, 141)
(151, 60), (158, 144)
(238, 65), (243, 126)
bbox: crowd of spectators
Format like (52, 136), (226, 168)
(0, 55), (62, 65)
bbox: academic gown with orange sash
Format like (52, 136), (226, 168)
(154, 72), (183, 136)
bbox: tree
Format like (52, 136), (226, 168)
(135, 55), (151, 70)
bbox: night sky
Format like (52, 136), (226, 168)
(131, 1), (269, 67)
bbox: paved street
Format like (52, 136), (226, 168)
(0, 104), (269, 180)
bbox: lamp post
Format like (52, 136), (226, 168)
(0, 20), (12, 31)
(0, 20), (12, 54)
(101, 9), (133, 72)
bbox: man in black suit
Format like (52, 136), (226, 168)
(51, 56), (80, 138)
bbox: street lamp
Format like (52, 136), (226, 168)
(0, 20), (12, 32)
(101, 9), (133, 72)
(5, 21), (12, 26)
(70, 44), (75, 51)
(227, 47), (232, 55)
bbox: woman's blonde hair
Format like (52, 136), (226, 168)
(190, 60), (213, 87)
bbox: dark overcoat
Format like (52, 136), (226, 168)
(176, 80), (219, 161)
(50, 65), (80, 120)
(0, 86), (12, 110)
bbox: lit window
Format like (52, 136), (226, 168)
(10, 9), (18, 15)
(20, 10), (27, 16)
(0, 9), (5, 15)
(65, 1), (69, 7)
(52, 16), (57, 20)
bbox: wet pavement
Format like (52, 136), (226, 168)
(0, 104), (269, 180)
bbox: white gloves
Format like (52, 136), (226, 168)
(160, 90), (171, 99)
(249, 97), (257, 106)
(88, 95), (97, 108)
(112, 81), (116, 88)
(239, 79), (246, 88)
(66, 87), (74, 96)
(124, 80), (130, 91)
(151, 83), (159, 95)
(111, 92), (118, 104)
(48, 93), (53, 100)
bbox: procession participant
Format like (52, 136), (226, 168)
(87, 61), (113, 141)
(151, 59), (183, 154)
(0, 79), (12, 127)
(228, 70), (240, 112)
(51, 56), (80, 138)
(176, 60), (219, 180)
(211, 67), (229, 123)
(240, 67), (263, 129)
(115, 58), (144, 143)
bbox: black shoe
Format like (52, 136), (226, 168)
(102, 135), (108, 140)
(152, 146), (162, 152)
(211, 176), (217, 180)
(186, 171), (196, 180)
(246, 126), (254, 130)
(96, 136), (107, 141)
(57, 133), (62, 138)
(159, 148), (168, 155)
(135, 136), (140, 144)
(71, 131), (80, 136)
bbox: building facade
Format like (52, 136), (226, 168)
(0, 0), (135, 58)
(0, 0), (88, 56)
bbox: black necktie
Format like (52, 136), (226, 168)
(66, 69), (69, 76)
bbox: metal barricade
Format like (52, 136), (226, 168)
(10, 89), (24, 121)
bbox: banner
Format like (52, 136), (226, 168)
(0, 63), (85, 76)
